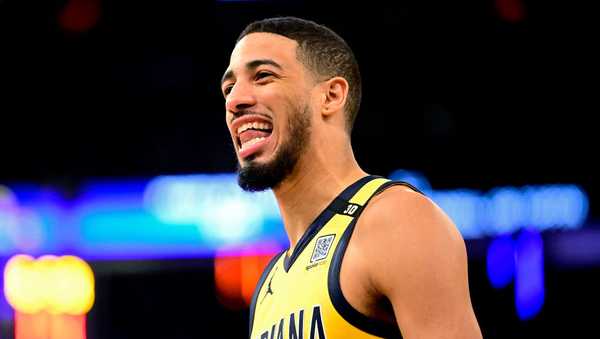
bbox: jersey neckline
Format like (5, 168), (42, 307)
(282, 175), (380, 272)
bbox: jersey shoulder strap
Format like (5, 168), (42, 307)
(327, 179), (422, 338)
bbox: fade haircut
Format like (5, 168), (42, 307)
(238, 17), (362, 133)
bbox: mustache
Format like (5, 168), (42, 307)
(233, 110), (272, 120)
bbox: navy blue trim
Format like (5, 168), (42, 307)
(282, 175), (379, 272)
(329, 219), (402, 338)
(328, 197), (365, 216)
(248, 250), (285, 337)
(328, 181), (423, 339)
(284, 209), (336, 272)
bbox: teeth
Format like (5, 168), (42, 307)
(237, 122), (272, 135)
(237, 123), (251, 135)
(240, 137), (266, 151)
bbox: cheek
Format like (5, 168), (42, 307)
(258, 87), (286, 107)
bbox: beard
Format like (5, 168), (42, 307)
(237, 104), (311, 192)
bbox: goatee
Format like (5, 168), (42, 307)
(237, 106), (311, 192)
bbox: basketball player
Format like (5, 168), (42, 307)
(221, 17), (483, 339)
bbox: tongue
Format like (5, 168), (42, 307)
(239, 130), (271, 144)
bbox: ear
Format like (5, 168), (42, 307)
(321, 77), (349, 118)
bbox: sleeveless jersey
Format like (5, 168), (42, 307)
(249, 175), (419, 339)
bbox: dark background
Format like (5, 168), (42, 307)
(1, 0), (598, 338)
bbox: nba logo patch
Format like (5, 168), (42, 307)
(310, 234), (336, 263)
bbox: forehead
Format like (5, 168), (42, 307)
(228, 32), (301, 72)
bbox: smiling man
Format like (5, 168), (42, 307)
(221, 17), (482, 339)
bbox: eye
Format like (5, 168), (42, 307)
(222, 84), (233, 96)
(255, 71), (273, 80)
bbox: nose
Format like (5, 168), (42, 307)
(225, 81), (257, 114)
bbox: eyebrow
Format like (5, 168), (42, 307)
(220, 59), (283, 86)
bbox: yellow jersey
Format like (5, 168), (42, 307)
(249, 175), (419, 339)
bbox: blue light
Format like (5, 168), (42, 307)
(143, 174), (281, 243)
(80, 179), (148, 198)
(546, 229), (600, 267)
(555, 185), (588, 229)
(0, 172), (591, 260)
(388, 169), (432, 192)
(486, 235), (515, 289)
(526, 185), (588, 230)
(79, 208), (211, 259)
(515, 229), (545, 320)
(81, 210), (201, 245)
(0, 257), (12, 322)
(388, 169), (590, 239)
(430, 190), (483, 239)
(0, 185), (18, 253)
(532, 186), (561, 230)
(488, 187), (526, 235)
(0, 185), (51, 255)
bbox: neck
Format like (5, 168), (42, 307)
(272, 142), (367, 253)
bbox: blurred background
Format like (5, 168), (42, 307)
(0, 0), (598, 338)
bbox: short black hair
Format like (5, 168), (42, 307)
(238, 17), (362, 133)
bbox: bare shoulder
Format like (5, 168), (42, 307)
(352, 185), (482, 338)
(356, 185), (465, 256)
(353, 185), (467, 290)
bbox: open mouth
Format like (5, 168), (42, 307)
(236, 121), (274, 158)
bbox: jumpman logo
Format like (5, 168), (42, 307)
(260, 267), (278, 304)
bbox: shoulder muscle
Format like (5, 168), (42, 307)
(352, 186), (481, 338)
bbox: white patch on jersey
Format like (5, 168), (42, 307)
(310, 234), (336, 263)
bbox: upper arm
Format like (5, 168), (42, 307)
(358, 188), (482, 339)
